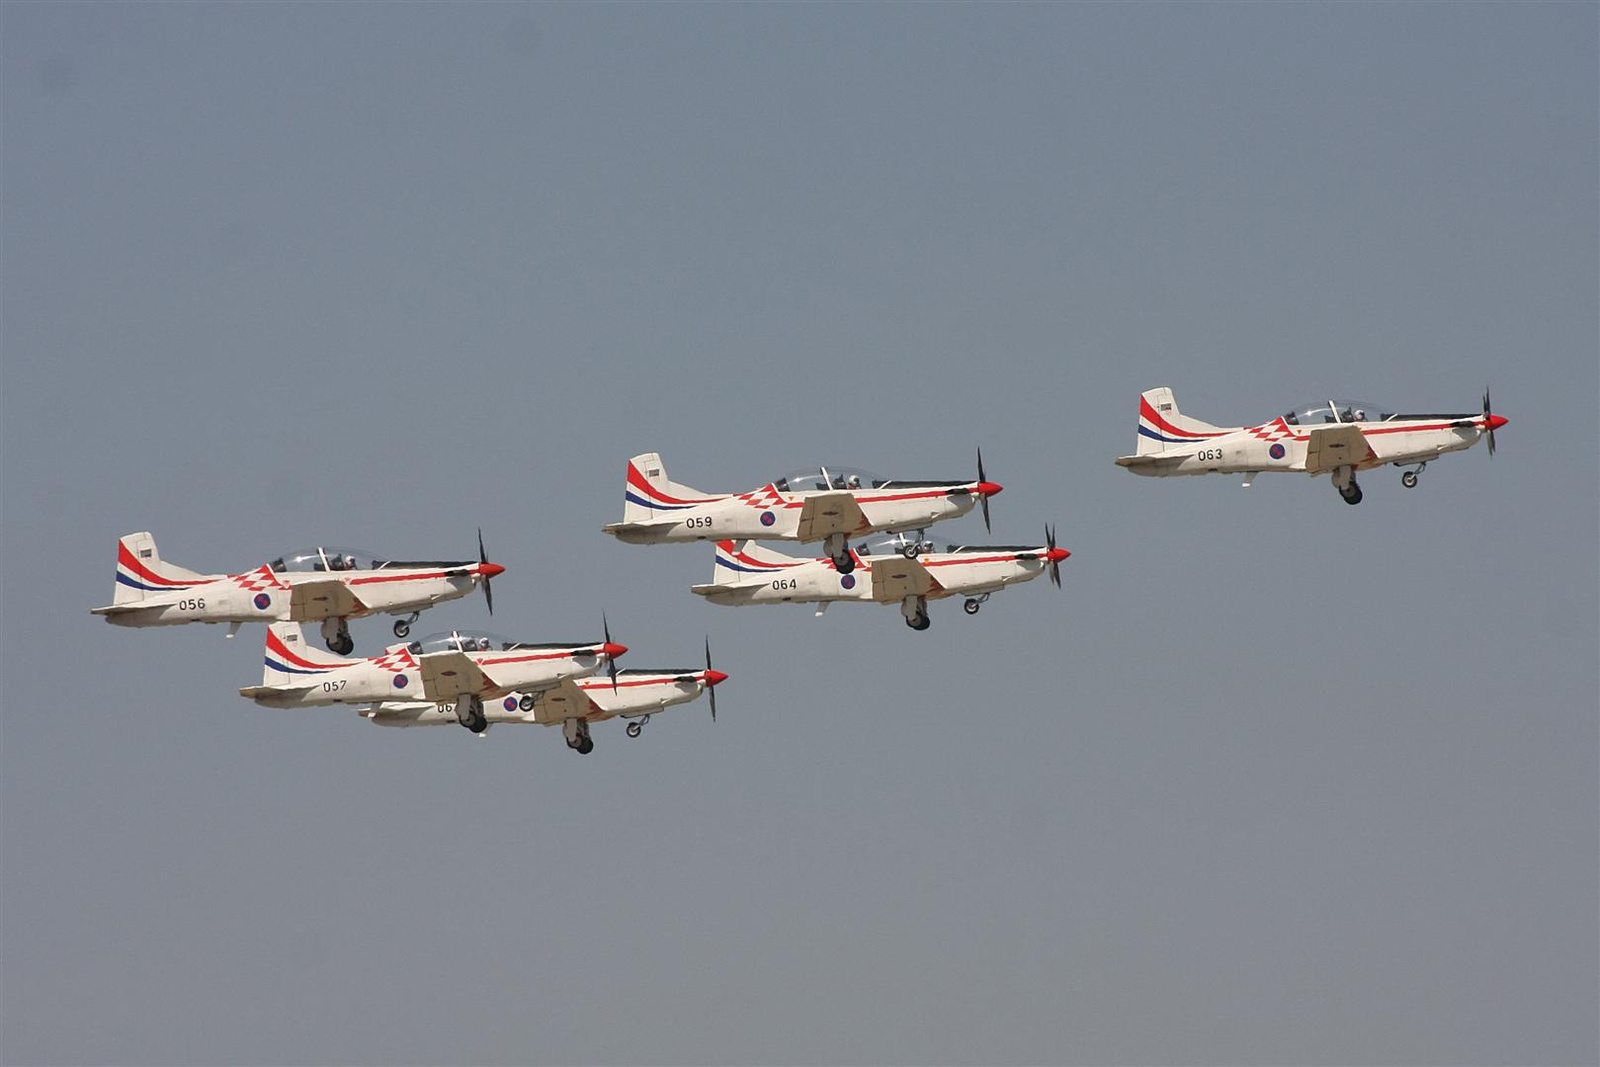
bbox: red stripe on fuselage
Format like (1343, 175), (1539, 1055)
(627, 464), (721, 506)
(266, 629), (352, 669)
(117, 542), (215, 587)
(1140, 396), (1228, 439)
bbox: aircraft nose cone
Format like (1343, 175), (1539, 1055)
(478, 562), (506, 579)
(1046, 547), (1071, 563)
(978, 481), (1004, 497)
(602, 642), (628, 659)
(704, 669), (729, 687)
(1488, 414), (1508, 431)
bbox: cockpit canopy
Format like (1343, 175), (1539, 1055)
(405, 630), (594, 655)
(1282, 400), (1395, 425)
(267, 546), (381, 573)
(772, 466), (883, 493)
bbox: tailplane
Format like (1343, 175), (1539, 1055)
(1135, 387), (1228, 455)
(622, 452), (718, 523)
(113, 532), (207, 605)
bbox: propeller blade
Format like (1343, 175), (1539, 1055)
(706, 637), (717, 723)
(1483, 387), (1497, 457)
(604, 614), (618, 692)
(478, 528), (495, 615)
(1047, 523), (1062, 588)
(978, 447), (992, 532)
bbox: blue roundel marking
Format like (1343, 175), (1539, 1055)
(503, 697), (518, 712)
(760, 510), (776, 527)
(393, 674), (409, 689)
(253, 592), (271, 610)
(840, 574), (857, 590)
(1269, 442), (1286, 460)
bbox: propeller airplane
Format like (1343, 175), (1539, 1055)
(1115, 387), (1507, 504)
(91, 531), (505, 653)
(239, 622), (629, 734)
(692, 528), (1069, 630)
(603, 450), (1004, 573)
(356, 640), (729, 753)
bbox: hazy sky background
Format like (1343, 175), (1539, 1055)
(3, 4), (1595, 1065)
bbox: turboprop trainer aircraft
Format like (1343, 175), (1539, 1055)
(1115, 387), (1507, 504)
(90, 531), (505, 653)
(239, 622), (628, 735)
(356, 641), (728, 753)
(691, 528), (1068, 630)
(602, 450), (1003, 573)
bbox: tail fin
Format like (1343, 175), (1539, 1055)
(622, 452), (718, 523)
(261, 621), (351, 687)
(1136, 387), (1228, 455)
(113, 532), (207, 605)
(712, 539), (806, 585)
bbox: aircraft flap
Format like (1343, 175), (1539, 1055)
(418, 651), (487, 701)
(869, 556), (942, 603)
(290, 579), (365, 620)
(1304, 425), (1375, 474)
(795, 492), (867, 541)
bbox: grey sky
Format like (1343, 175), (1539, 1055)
(2, 3), (1595, 1065)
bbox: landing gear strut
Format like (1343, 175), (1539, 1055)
(454, 694), (487, 734)
(825, 533), (854, 574)
(1400, 462), (1425, 489)
(625, 714), (651, 739)
(901, 595), (931, 631)
(963, 594), (989, 615)
(393, 612), (421, 639)
(563, 717), (594, 755)
(1332, 465), (1363, 506)
(321, 617), (354, 655)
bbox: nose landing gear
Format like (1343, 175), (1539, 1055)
(1400, 462), (1426, 489)
(963, 594), (990, 615)
(625, 714), (651, 739)
(392, 612), (421, 639)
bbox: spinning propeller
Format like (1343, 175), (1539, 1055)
(603, 614), (620, 692)
(476, 528), (505, 615)
(1482, 388), (1501, 457)
(1045, 524), (1067, 588)
(703, 637), (728, 721)
(977, 447), (996, 533)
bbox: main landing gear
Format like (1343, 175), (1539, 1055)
(963, 593), (990, 615)
(902, 595), (931, 631)
(625, 714), (651, 739)
(1332, 465), (1363, 506)
(563, 717), (594, 755)
(392, 611), (421, 639)
(321, 617), (354, 655)
(825, 533), (854, 574)
(1400, 462), (1426, 489)
(454, 694), (487, 734)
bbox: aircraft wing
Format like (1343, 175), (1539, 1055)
(795, 492), (867, 541)
(528, 678), (596, 723)
(869, 556), (944, 603)
(1304, 425), (1376, 474)
(418, 651), (488, 701)
(290, 579), (367, 620)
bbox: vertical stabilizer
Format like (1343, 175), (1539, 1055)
(1135, 388), (1228, 455)
(113, 532), (207, 605)
(712, 539), (805, 585)
(261, 621), (350, 687)
(622, 452), (717, 523)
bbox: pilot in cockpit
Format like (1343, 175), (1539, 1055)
(846, 474), (861, 489)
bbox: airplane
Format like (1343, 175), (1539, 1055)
(691, 528), (1069, 630)
(238, 622), (629, 734)
(1115, 387), (1507, 504)
(602, 450), (1004, 573)
(355, 640), (729, 753)
(90, 531), (506, 653)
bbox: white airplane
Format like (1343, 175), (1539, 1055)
(238, 622), (629, 734)
(90, 531), (506, 653)
(1115, 387), (1507, 504)
(691, 529), (1069, 630)
(356, 641), (729, 753)
(602, 450), (1004, 573)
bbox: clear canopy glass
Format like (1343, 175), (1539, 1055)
(408, 630), (514, 654)
(1282, 399), (1395, 425)
(267, 546), (381, 573)
(771, 466), (883, 493)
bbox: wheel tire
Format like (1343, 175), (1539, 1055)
(626, 722), (642, 739)
(519, 695), (535, 713)
(577, 738), (595, 754)
(393, 621), (410, 638)
(836, 556), (856, 575)
(1401, 471), (1418, 489)
(1343, 484), (1364, 505)
(964, 599), (981, 615)
(329, 634), (354, 655)
(908, 614), (931, 631)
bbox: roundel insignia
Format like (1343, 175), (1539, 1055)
(1269, 443), (1286, 460)
(840, 574), (857, 590)
(393, 674), (409, 689)
(760, 510), (776, 527)
(253, 592), (272, 610)
(503, 697), (518, 712)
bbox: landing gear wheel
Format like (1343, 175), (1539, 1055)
(963, 598), (982, 615)
(906, 612), (931, 631)
(577, 737), (595, 754)
(518, 695), (535, 712)
(901, 542), (920, 559)
(393, 622), (410, 639)
(327, 633), (355, 656)
(1401, 470), (1419, 489)
(1341, 483), (1364, 505)
(462, 711), (486, 733)
(625, 721), (643, 739)
(833, 553), (856, 574)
